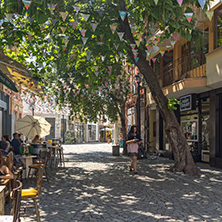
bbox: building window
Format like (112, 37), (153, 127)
(216, 7), (222, 48)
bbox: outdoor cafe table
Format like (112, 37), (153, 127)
(22, 155), (37, 178)
(0, 185), (6, 215)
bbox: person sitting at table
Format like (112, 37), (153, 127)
(11, 133), (22, 155)
(0, 153), (14, 180)
(0, 141), (9, 156)
(2, 135), (11, 152)
(32, 135), (41, 144)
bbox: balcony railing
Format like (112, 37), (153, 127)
(161, 51), (206, 87)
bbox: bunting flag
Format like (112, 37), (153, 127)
(114, 43), (119, 50)
(130, 44), (136, 50)
(73, 6), (80, 13)
(119, 52), (123, 57)
(97, 9), (103, 17)
(154, 0), (158, 5)
(80, 29), (86, 37)
(172, 33), (180, 42)
(117, 32), (124, 41)
(108, 66), (112, 72)
(22, 0), (31, 10)
(146, 44), (152, 52)
(159, 50), (165, 56)
(149, 27), (155, 35)
(91, 23), (98, 31)
(82, 14), (90, 21)
(184, 13), (193, 23)
(87, 54), (91, 60)
(28, 35), (33, 41)
(95, 72), (99, 76)
(135, 57), (139, 63)
(64, 39), (69, 47)
(193, 20), (198, 29)
(60, 12), (68, 21)
(177, 0), (183, 6)
(198, 0), (206, 9)
(81, 37), (88, 45)
(100, 35), (104, 40)
(70, 21), (78, 29)
(51, 19), (58, 25)
(132, 49), (138, 56)
(115, 56), (120, 62)
(101, 55), (106, 61)
(5, 13), (14, 21)
(119, 11), (127, 21)
(94, 66), (99, 71)
(166, 45), (172, 52)
(135, 40), (140, 47)
(206, 11), (214, 21)
(60, 27), (67, 34)
(28, 17), (34, 24)
(110, 24), (117, 34)
(155, 34), (161, 41)
(152, 58), (157, 63)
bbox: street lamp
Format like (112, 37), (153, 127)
(135, 74), (142, 139)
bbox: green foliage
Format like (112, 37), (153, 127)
(168, 97), (182, 111)
(64, 130), (76, 144)
(0, 0), (209, 122)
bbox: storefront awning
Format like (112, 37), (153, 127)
(0, 70), (18, 92)
(0, 52), (44, 96)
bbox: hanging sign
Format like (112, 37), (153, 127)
(180, 94), (196, 111)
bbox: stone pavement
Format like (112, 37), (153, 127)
(6, 143), (222, 221)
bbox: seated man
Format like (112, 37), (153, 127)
(11, 133), (21, 155)
(0, 141), (9, 156)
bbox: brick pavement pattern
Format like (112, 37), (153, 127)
(8, 143), (222, 221)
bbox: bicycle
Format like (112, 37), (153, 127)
(145, 142), (160, 160)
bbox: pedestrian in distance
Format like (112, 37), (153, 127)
(119, 131), (124, 148)
(126, 125), (140, 175)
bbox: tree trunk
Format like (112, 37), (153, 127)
(119, 103), (127, 155)
(119, 1), (200, 175)
(137, 57), (200, 176)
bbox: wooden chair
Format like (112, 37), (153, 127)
(28, 151), (50, 182)
(0, 180), (22, 222)
(20, 166), (43, 222)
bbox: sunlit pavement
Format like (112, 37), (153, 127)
(9, 143), (222, 221)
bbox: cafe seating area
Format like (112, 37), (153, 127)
(0, 139), (65, 221)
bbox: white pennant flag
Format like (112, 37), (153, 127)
(82, 37), (88, 45)
(115, 56), (120, 62)
(95, 72), (99, 76)
(82, 14), (90, 22)
(94, 66), (99, 71)
(117, 32), (124, 41)
(91, 23), (98, 31)
(114, 43), (119, 50)
(101, 55), (106, 61)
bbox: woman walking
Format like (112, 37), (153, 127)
(126, 125), (140, 174)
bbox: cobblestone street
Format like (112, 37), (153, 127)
(11, 143), (222, 221)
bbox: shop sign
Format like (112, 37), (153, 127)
(180, 94), (196, 112)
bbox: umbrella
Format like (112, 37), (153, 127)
(16, 115), (51, 139)
(101, 128), (113, 131)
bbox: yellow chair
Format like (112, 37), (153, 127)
(0, 180), (22, 222)
(21, 166), (43, 222)
(28, 151), (50, 182)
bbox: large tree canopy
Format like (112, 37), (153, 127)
(0, 0), (211, 175)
